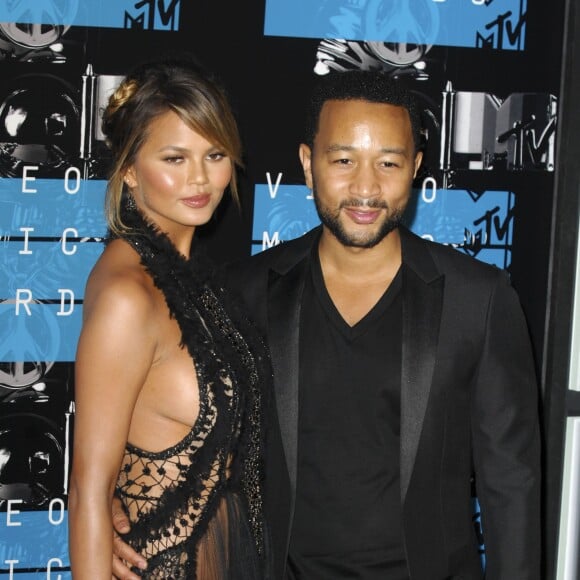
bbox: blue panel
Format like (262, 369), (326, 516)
(0, 508), (69, 569)
(251, 184), (319, 255)
(408, 188), (514, 269)
(251, 183), (514, 269)
(0, 0), (180, 31)
(0, 178), (108, 239)
(0, 241), (104, 298)
(0, 574), (71, 580)
(0, 302), (83, 362)
(264, 0), (526, 50)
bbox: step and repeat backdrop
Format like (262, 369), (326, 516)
(0, 0), (564, 577)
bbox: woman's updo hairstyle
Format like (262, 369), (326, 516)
(102, 55), (242, 235)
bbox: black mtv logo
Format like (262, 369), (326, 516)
(463, 205), (514, 261)
(476, 10), (526, 50)
(124, 0), (180, 31)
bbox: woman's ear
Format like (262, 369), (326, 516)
(123, 166), (137, 190)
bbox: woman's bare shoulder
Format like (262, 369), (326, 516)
(83, 239), (155, 318)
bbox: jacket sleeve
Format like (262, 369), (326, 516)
(470, 270), (541, 580)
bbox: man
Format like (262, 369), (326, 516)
(112, 71), (540, 579)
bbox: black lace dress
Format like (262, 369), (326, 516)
(112, 206), (270, 579)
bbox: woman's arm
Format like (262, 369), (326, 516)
(68, 270), (157, 580)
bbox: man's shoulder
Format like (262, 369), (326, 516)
(219, 228), (317, 314)
(232, 228), (319, 273)
(403, 227), (505, 283)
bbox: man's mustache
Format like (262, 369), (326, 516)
(339, 198), (389, 209)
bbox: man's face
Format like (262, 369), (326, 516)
(299, 99), (422, 249)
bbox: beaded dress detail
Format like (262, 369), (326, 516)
(113, 205), (269, 579)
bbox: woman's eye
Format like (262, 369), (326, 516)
(163, 156), (183, 163)
(208, 151), (227, 161)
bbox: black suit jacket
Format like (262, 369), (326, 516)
(227, 226), (540, 580)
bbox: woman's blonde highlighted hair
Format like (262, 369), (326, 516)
(101, 56), (242, 235)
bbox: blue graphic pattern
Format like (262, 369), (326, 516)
(0, 177), (106, 362)
(0, 178), (107, 238)
(0, 508), (70, 578)
(0, 242), (103, 298)
(409, 187), (514, 268)
(0, 0), (180, 31)
(0, 302), (83, 362)
(252, 184), (320, 255)
(264, 0), (526, 50)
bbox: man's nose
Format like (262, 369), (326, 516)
(349, 163), (380, 197)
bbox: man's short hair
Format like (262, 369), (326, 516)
(304, 71), (422, 152)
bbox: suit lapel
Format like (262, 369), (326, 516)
(267, 257), (309, 496)
(400, 229), (444, 503)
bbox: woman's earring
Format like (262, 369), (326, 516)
(125, 193), (137, 211)
(123, 173), (137, 210)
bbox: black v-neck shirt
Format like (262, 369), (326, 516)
(288, 247), (408, 579)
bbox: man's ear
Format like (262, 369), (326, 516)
(298, 143), (313, 190)
(413, 151), (423, 178)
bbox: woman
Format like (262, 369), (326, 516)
(68, 57), (269, 579)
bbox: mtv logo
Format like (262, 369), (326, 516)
(124, 0), (180, 31)
(441, 86), (557, 174)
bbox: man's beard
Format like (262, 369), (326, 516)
(313, 190), (405, 249)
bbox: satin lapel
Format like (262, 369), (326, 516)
(400, 262), (444, 503)
(267, 258), (308, 495)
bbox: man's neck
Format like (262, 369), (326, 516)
(317, 227), (403, 326)
(317, 226), (402, 283)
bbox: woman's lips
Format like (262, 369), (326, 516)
(181, 193), (211, 208)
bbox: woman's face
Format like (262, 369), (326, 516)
(123, 109), (232, 237)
